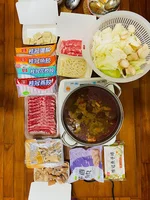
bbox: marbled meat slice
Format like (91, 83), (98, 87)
(27, 95), (57, 136)
(60, 40), (82, 56)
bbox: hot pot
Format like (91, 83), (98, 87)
(61, 82), (124, 147)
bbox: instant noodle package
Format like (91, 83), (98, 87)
(15, 55), (57, 78)
(16, 44), (56, 56)
(16, 76), (57, 97)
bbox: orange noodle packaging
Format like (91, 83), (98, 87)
(16, 44), (56, 56)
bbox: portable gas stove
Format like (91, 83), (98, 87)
(58, 78), (116, 148)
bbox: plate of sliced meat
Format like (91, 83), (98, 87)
(25, 95), (58, 139)
(58, 40), (82, 57)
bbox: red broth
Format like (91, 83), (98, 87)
(63, 86), (121, 144)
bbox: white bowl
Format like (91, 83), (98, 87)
(82, 11), (150, 83)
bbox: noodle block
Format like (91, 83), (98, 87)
(57, 55), (87, 78)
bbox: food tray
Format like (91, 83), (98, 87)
(24, 94), (59, 139)
(23, 25), (57, 45)
(57, 55), (92, 79)
(34, 162), (69, 185)
(25, 138), (64, 168)
(56, 39), (82, 57)
(16, 1), (58, 45)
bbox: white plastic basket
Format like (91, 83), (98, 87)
(82, 11), (150, 83)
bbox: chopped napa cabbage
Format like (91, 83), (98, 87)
(136, 69), (144, 74)
(111, 48), (127, 61)
(101, 32), (112, 43)
(112, 35), (120, 43)
(101, 69), (121, 78)
(94, 55), (118, 70)
(128, 35), (141, 47)
(101, 27), (112, 34)
(93, 45), (113, 57)
(112, 23), (126, 36)
(92, 23), (150, 78)
(123, 44), (134, 55)
(117, 40), (127, 49)
(129, 59), (146, 69)
(101, 28), (113, 42)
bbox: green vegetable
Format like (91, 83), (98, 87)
(94, 55), (118, 70)
(101, 69), (121, 78)
(136, 69), (143, 74)
(129, 59), (146, 70)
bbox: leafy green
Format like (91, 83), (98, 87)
(129, 59), (146, 70)
(101, 69), (121, 78)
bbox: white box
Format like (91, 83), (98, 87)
(57, 12), (96, 40)
(16, 1), (58, 45)
(56, 12), (97, 78)
(28, 182), (71, 200)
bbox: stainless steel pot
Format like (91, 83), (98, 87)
(61, 82), (124, 148)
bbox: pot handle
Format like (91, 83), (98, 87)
(61, 132), (78, 148)
(105, 82), (122, 97)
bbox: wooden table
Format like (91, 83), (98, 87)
(0, 0), (150, 200)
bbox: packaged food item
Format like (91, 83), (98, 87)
(15, 55), (57, 78)
(57, 55), (87, 78)
(16, 76), (57, 97)
(58, 40), (82, 57)
(25, 95), (58, 138)
(68, 146), (104, 183)
(25, 31), (57, 45)
(15, 55), (56, 67)
(104, 142), (125, 181)
(15, 44), (56, 56)
(16, 65), (56, 78)
(25, 139), (64, 168)
(34, 162), (69, 185)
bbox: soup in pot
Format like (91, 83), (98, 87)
(63, 86), (121, 143)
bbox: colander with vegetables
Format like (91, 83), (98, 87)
(82, 11), (150, 83)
